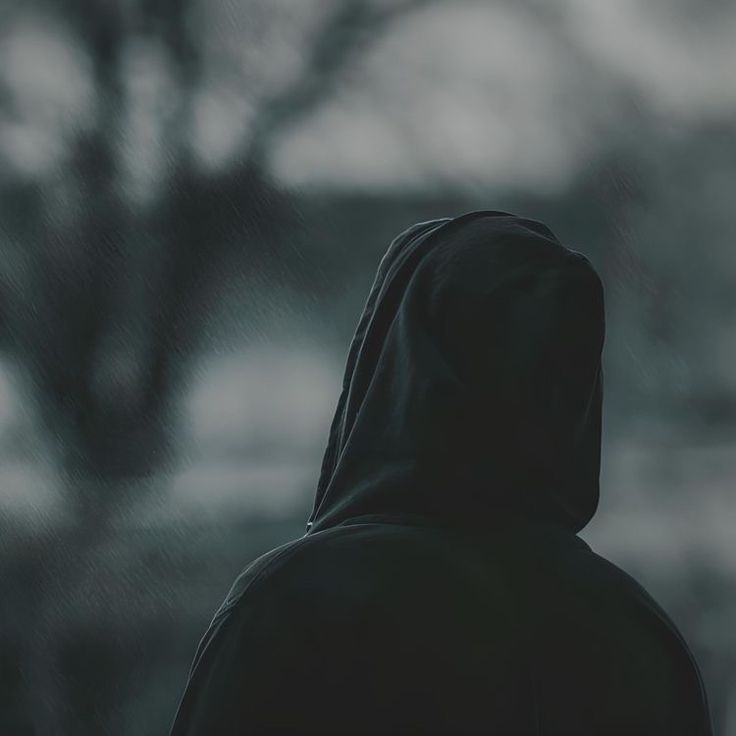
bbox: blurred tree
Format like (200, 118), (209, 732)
(0, 0), (441, 519)
(0, 1), (444, 733)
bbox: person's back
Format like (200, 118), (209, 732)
(171, 212), (711, 735)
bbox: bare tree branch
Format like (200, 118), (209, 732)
(246, 0), (440, 166)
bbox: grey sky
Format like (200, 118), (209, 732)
(271, 1), (736, 190)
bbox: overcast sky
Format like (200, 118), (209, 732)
(271, 0), (736, 192)
(1, 1), (734, 192)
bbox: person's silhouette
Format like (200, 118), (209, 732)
(171, 211), (712, 735)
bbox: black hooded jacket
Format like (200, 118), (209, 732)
(170, 211), (712, 735)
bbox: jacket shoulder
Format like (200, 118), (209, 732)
(540, 545), (712, 733)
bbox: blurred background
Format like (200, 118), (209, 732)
(0, 0), (734, 733)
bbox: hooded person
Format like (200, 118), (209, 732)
(170, 211), (712, 735)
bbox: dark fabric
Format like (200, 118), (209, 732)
(170, 211), (712, 735)
(307, 211), (604, 534)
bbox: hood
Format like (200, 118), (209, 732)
(306, 211), (605, 535)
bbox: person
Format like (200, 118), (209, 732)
(170, 211), (712, 735)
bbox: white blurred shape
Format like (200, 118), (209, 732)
(119, 37), (178, 203)
(191, 83), (253, 170)
(162, 343), (341, 518)
(272, 4), (598, 192)
(0, 359), (19, 437)
(0, 358), (60, 519)
(271, 0), (736, 191)
(185, 344), (340, 454)
(565, 0), (736, 118)
(0, 20), (93, 175)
